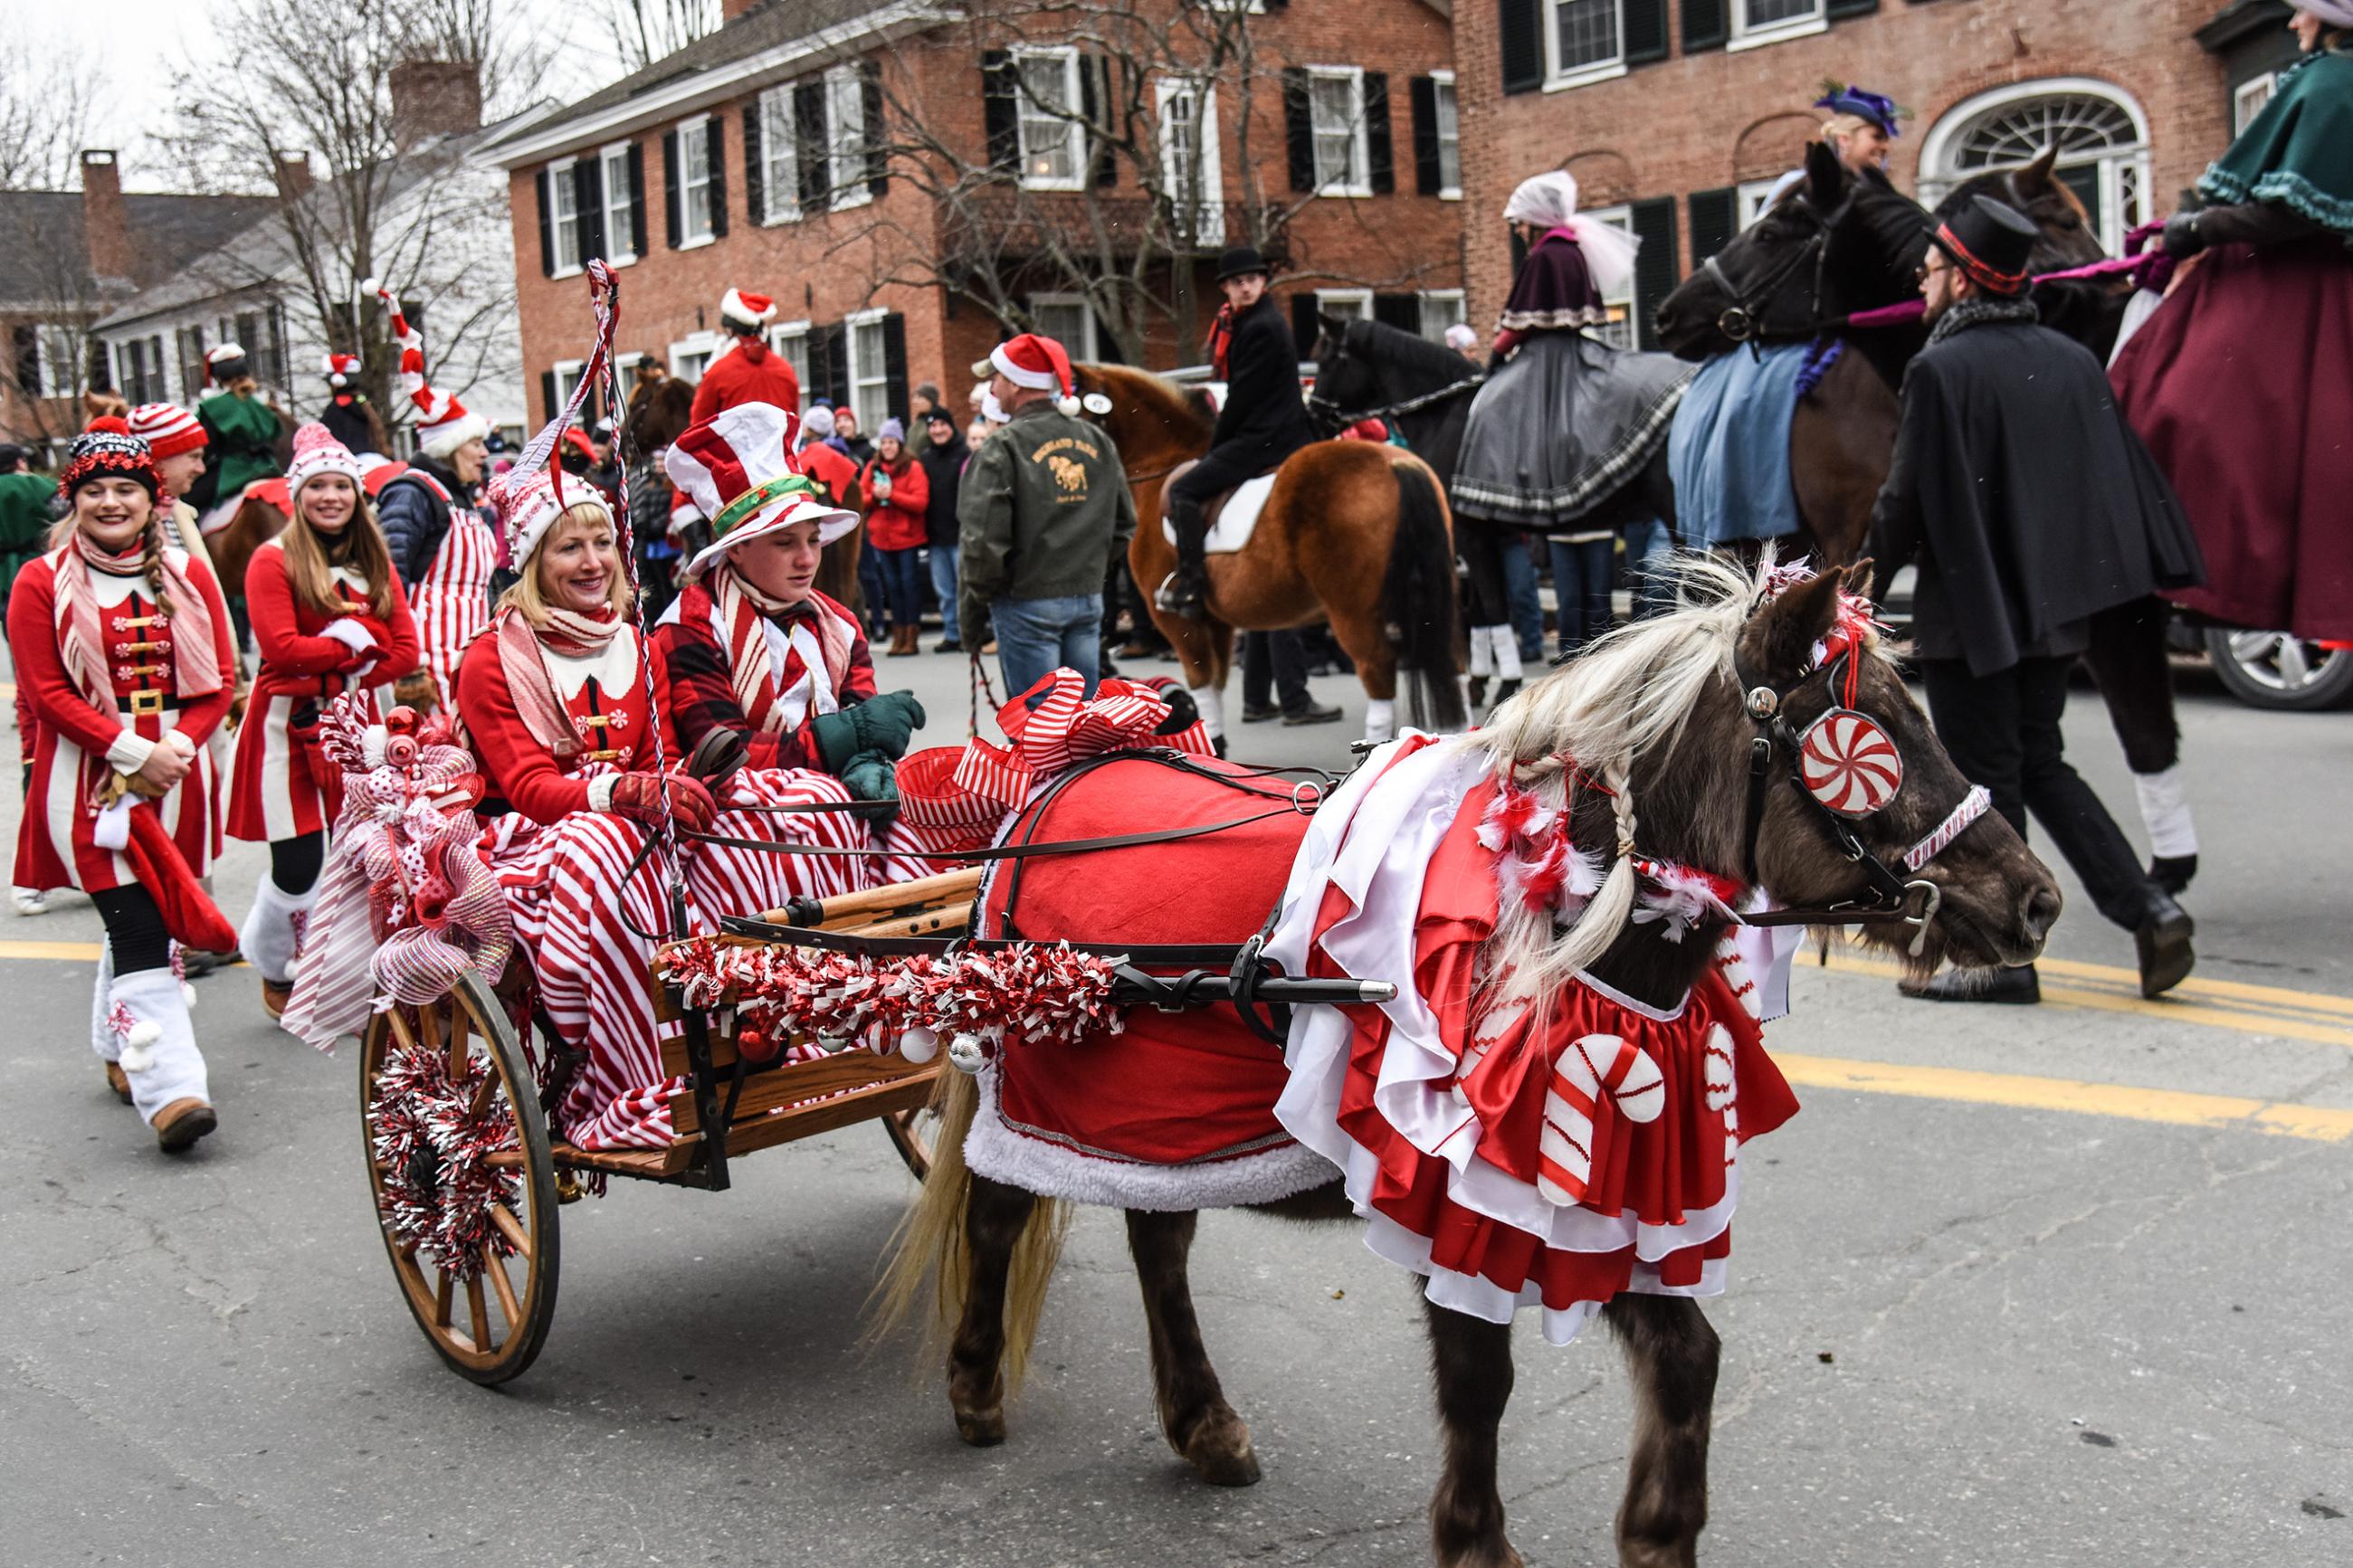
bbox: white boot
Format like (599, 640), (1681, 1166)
(1188, 683), (1226, 746)
(1491, 629), (1525, 682)
(1467, 626), (1497, 679)
(90, 939), (117, 1062)
(1363, 698), (1396, 746)
(240, 876), (318, 987)
(2133, 765), (2198, 860)
(110, 966), (212, 1142)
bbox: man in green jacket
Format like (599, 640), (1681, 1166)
(957, 334), (1135, 698)
(0, 443), (56, 611)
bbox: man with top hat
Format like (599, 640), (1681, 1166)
(958, 333), (1136, 698)
(1865, 195), (2202, 1006)
(186, 343), (286, 530)
(655, 402), (924, 815)
(689, 288), (802, 423)
(1157, 245), (1315, 617)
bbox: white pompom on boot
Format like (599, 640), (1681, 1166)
(110, 966), (214, 1152)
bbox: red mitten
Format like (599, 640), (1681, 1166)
(608, 772), (717, 833)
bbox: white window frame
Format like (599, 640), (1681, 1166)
(1014, 45), (1087, 193)
(843, 307), (891, 434)
(597, 142), (636, 265)
(1737, 177), (1784, 228)
(1028, 292), (1100, 362)
(1581, 204), (1638, 351)
(548, 154), (583, 275)
(767, 318), (812, 409)
(1305, 66), (1372, 198)
(1313, 288), (1374, 324)
(678, 115), (716, 247)
(2233, 71), (2276, 135)
(1415, 289), (1466, 343)
(826, 63), (872, 214)
(1431, 71), (1462, 200)
(756, 84), (802, 225)
(668, 330), (721, 385)
(1544, 0), (1628, 93)
(1156, 77), (1225, 245)
(1919, 79), (2155, 256)
(1729, 0), (1828, 52)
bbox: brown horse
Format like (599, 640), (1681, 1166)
(881, 555), (2061, 1566)
(1076, 363), (1467, 745)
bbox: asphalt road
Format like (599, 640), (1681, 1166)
(5, 640), (2349, 1567)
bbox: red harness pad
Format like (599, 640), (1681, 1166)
(980, 755), (1313, 1165)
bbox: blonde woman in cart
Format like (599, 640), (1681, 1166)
(228, 423), (419, 1017)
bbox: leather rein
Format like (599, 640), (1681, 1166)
(1703, 186), (1861, 353)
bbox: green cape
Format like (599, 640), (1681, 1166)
(2199, 47), (2353, 237)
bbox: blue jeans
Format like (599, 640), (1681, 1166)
(1547, 535), (1615, 658)
(857, 544), (888, 632)
(1622, 518), (1672, 621)
(928, 544), (960, 642)
(1498, 532), (1545, 664)
(992, 593), (1103, 699)
(875, 546), (925, 631)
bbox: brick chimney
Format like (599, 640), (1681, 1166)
(387, 60), (484, 149)
(80, 149), (134, 286)
(273, 151), (315, 203)
(720, 0), (765, 20)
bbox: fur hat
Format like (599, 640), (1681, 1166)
(664, 402), (860, 577)
(285, 422), (371, 495)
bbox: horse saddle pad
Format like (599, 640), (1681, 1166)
(1160, 469), (1279, 556)
(978, 752), (1314, 1166)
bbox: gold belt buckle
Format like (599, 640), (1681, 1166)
(584, 746), (624, 763)
(129, 689), (166, 716)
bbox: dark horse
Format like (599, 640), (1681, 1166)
(1654, 144), (2193, 887)
(1310, 314), (1680, 705)
(881, 555), (2061, 1566)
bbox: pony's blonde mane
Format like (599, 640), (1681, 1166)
(1461, 550), (1774, 1011)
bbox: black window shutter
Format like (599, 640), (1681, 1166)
(1681, 0), (1729, 53)
(881, 313), (908, 420)
(804, 327), (832, 410)
(1082, 56), (1118, 189)
(535, 167), (555, 275)
(825, 323), (851, 407)
(743, 100), (766, 223)
(795, 81), (830, 212)
(1282, 68), (1314, 193)
(863, 60), (890, 197)
(1364, 72), (1394, 195)
(1091, 315), (1123, 365)
(1629, 197), (1680, 350)
(1624, 0), (1670, 64)
(1289, 292), (1319, 350)
(627, 143), (648, 255)
(706, 117), (728, 238)
(87, 338), (110, 394)
(1827, 0), (1880, 18)
(1409, 77), (1441, 195)
(1372, 293), (1418, 331)
(1500, 0), (1544, 96)
(1688, 187), (1738, 263)
(982, 51), (1018, 174)
(662, 129), (682, 247)
(574, 157), (604, 262)
(14, 326), (40, 395)
(540, 369), (558, 424)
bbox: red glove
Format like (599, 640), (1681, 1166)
(608, 771), (717, 833)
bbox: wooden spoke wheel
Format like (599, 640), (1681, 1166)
(884, 1102), (941, 1181)
(359, 973), (560, 1385)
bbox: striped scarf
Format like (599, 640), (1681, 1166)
(493, 605), (631, 758)
(707, 565), (856, 736)
(52, 529), (224, 719)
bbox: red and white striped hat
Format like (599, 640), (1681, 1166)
(323, 352), (361, 388)
(484, 463), (614, 569)
(126, 402), (207, 461)
(976, 333), (1081, 415)
(285, 421), (370, 494)
(365, 279), (489, 460)
(719, 287), (776, 328)
(663, 401), (859, 577)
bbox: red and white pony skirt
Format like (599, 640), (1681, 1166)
(483, 766), (872, 1149)
(1265, 736), (1799, 1345)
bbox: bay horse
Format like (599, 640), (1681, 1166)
(880, 553), (2059, 1566)
(1655, 146), (2195, 889)
(1076, 362), (1467, 745)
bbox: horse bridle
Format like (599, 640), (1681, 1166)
(1702, 186), (1859, 349)
(1305, 321), (1484, 434)
(1729, 647), (1989, 955)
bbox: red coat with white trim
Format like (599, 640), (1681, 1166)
(456, 622), (669, 825)
(8, 547), (236, 892)
(687, 337), (802, 426)
(227, 537), (419, 842)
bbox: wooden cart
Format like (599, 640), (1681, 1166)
(357, 869), (977, 1385)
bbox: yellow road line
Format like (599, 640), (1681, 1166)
(1775, 1053), (2353, 1144)
(0, 939), (105, 960)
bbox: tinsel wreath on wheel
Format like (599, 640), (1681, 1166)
(368, 1041), (522, 1278)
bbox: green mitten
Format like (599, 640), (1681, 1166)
(850, 690), (926, 760)
(839, 750), (901, 832)
(807, 708), (861, 773)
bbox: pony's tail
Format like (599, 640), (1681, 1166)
(869, 1069), (1072, 1394)
(1380, 458), (1470, 733)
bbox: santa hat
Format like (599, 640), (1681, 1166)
(58, 417), (162, 500)
(663, 402), (859, 578)
(719, 288), (776, 329)
(324, 352), (361, 389)
(126, 403), (208, 461)
(205, 343), (251, 385)
(285, 422), (371, 495)
(365, 279), (489, 460)
(976, 334), (1081, 416)
(485, 463), (614, 570)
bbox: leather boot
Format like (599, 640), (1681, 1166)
(2135, 887), (2196, 999)
(152, 1098), (218, 1154)
(1155, 499), (1211, 618)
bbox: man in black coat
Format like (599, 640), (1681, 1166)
(1157, 246), (1318, 617)
(1868, 195), (2203, 1004)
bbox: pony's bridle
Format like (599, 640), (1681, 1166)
(1731, 648), (1991, 955)
(1305, 320), (1484, 434)
(1702, 187), (1858, 349)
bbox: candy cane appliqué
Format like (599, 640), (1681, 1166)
(1537, 1032), (1665, 1206)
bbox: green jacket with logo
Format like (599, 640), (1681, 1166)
(955, 401), (1135, 635)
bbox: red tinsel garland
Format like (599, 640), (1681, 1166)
(368, 1041), (522, 1278)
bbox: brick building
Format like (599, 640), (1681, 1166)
(488, 0), (1464, 434)
(1451, 0), (2299, 349)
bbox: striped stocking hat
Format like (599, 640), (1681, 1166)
(364, 279), (488, 460)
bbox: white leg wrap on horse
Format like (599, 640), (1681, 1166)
(90, 939), (117, 1062)
(240, 876), (319, 987)
(110, 966), (206, 1124)
(1364, 698), (1396, 746)
(2133, 765), (2198, 858)
(1493, 631), (1524, 681)
(1189, 684), (1225, 742)
(1467, 626), (1500, 678)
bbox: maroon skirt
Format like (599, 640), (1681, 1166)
(2110, 239), (2353, 641)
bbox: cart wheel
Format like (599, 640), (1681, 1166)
(884, 1102), (941, 1181)
(359, 973), (559, 1384)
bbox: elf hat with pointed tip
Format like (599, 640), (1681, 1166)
(664, 401), (859, 578)
(365, 279), (488, 459)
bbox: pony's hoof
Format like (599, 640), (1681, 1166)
(1182, 1411), (1262, 1487)
(953, 1403), (1007, 1447)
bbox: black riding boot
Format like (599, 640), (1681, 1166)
(1156, 495), (1211, 618)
